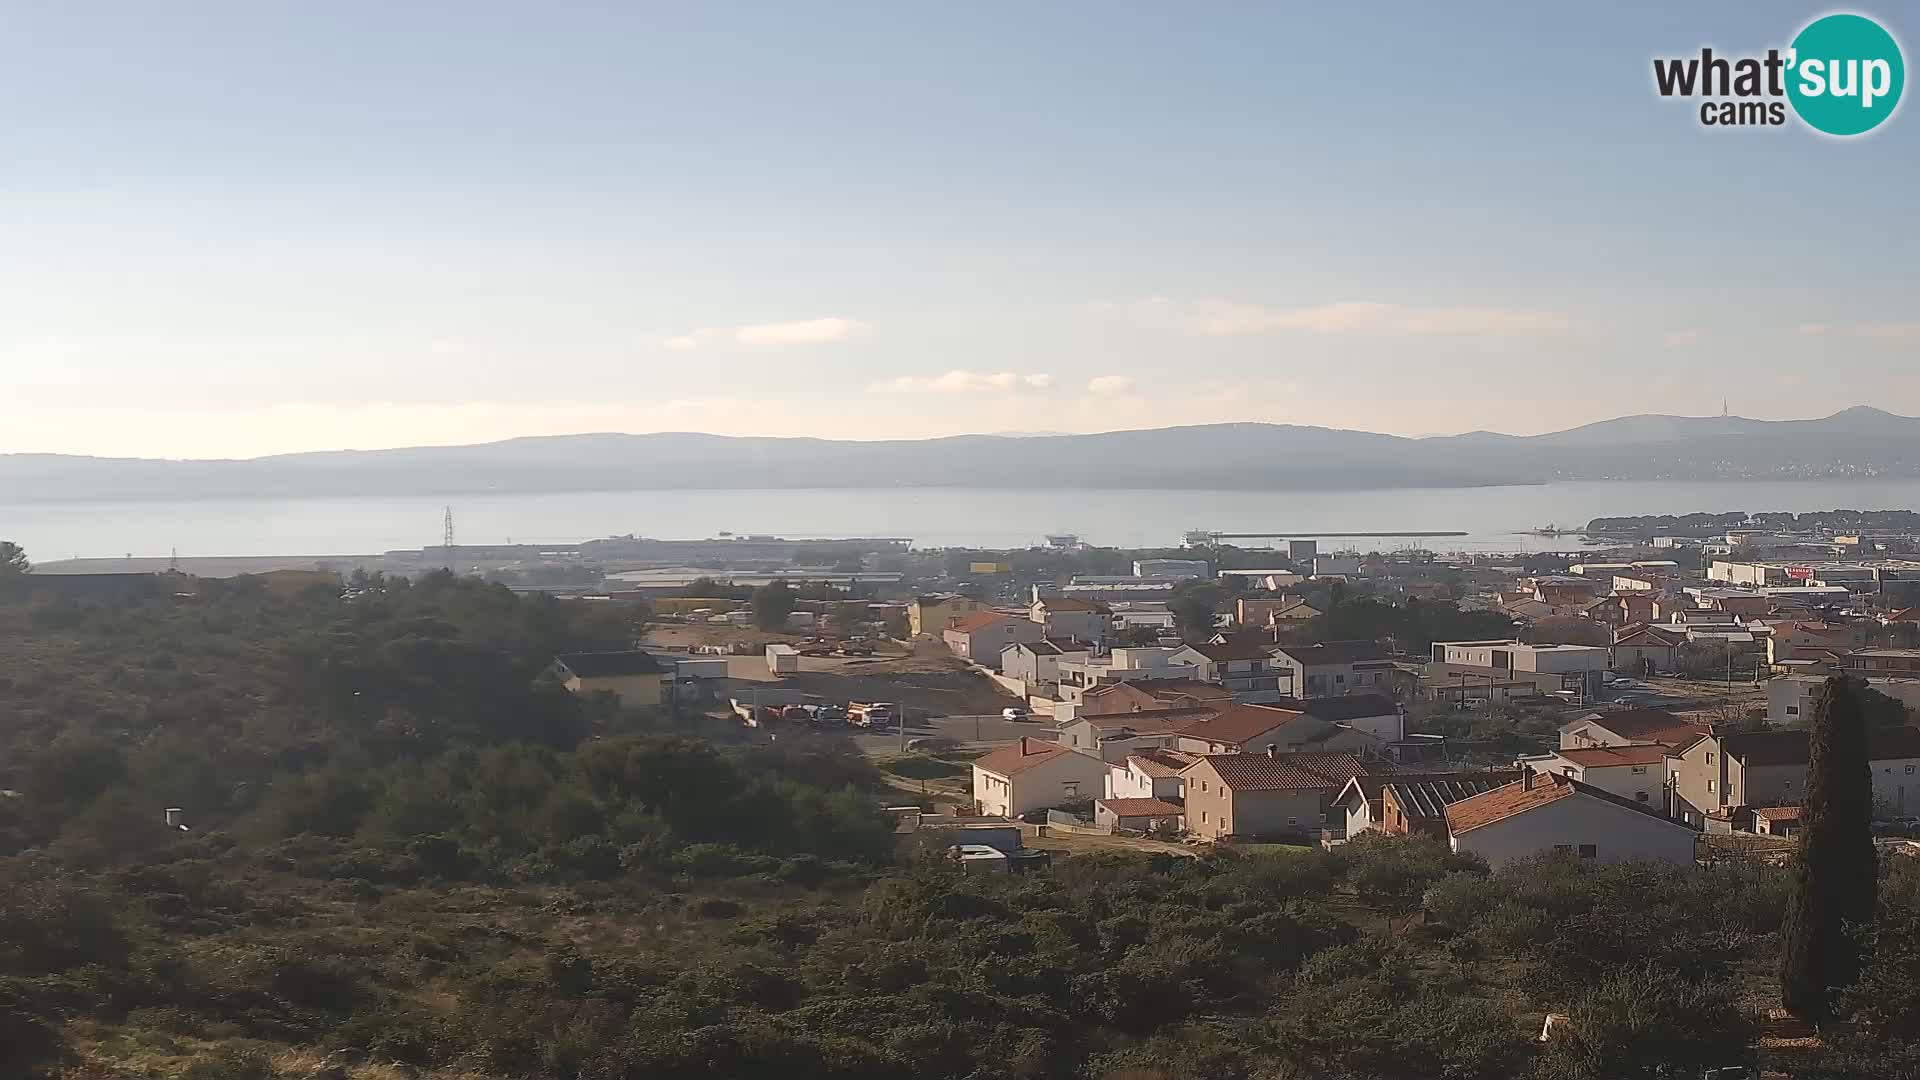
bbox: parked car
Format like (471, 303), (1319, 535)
(906, 736), (960, 753)
(1002, 706), (1031, 722)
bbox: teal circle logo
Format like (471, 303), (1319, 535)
(1787, 13), (1904, 136)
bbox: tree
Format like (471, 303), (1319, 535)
(1781, 676), (1878, 1022)
(750, 581), (797, 631)
(0, 540), (28, 578)
(1170, 582), (1225, 641)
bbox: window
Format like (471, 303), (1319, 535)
(1553, 844), (1574, 853)
(1578, 844), (1598, 860)
(1636, 791), (1650, 802)
(1706, 752), (1715, 765)
(1786, 705), (1800, 716)
(1062, 782), (1079, 799)
(1909, 765), (1916, 775)
(1201, 811), (1208, 823)
(1286, 816), (1297, 826)
(1631, 765), (1648, 774)
(1707, 779), (1716, 792)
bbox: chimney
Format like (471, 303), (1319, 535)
(1019, 736), (1030, 755)
(1522, 763), (1534, 790)
(1267, 743), (1279, 759)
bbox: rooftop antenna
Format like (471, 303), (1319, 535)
(1722, 397), (1729, 418)
(442, 506), (456, 572)
(168, 547), (179, 573)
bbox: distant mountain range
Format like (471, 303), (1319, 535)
(5, 407), (1919, 501)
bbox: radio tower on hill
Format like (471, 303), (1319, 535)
(442, 506), (456, 572)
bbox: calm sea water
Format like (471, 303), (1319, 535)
(8, 479), (1920, 560)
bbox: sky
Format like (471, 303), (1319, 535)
(2, 1), (1917, 458)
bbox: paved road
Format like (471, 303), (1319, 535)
(849, 711), (1057, 755)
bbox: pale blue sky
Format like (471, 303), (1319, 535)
(2, 2), (1915, 456)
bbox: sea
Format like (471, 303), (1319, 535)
(8, 478), (1920, 561)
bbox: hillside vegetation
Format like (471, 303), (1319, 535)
(3, 567), (1919, 1078)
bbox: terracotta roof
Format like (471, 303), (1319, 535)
(1554, 744), (1672, 768)
(1081, 706), (1220, 732)
(1097, 797), (1184, 817)
(1751, 805), (1803, 822)
(1386, 772), (1523, 819)
(1126, 749), (1198, 777)
(1036, 595), (1104, 613)
(1137, 680), (1236, 702)
(1188, 752), (1374, 792)
(1615, 623), (1686, 647)
(1175, 703), (1308, 746)
(1569, 708), (1707, 748)
(1271, 694), (1398, 722)
(1015, 640), (1065, 656)
(1184, 639), (1277, 662)
(1275, 640), (1392, 666)
(947, 610), (1014, 634)
(1887, 607), (1920, 623)
(972, 737), (1084, 778)
(1454, 770), (1690, 836)
(556, 650), (665, 677)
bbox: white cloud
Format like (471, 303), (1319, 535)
(1107, 297), (1569, 338)
(870, 370), (1055, 394)
(663, 316), (867, 351)
(1087, 375), (1137, 395)
(1662, 328), (1706, 347)
(1799, 320), (1920, 342)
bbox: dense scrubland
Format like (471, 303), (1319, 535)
(2, 564), (1919, 1078)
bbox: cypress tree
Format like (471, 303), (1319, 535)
(1779, 676), (1878, 1021)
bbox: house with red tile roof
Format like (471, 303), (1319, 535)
(1172, 702), (1382, 757)
(1169, 639), (1288, 702)
(1031, 594), (1111, 645)
(970, 737), (1109, 818)
(1179, 750), (1376, 841)
(1081, 679), (1233, 714)
(1748, 804), (1802, 838)
(1559, 708), (1707, 751)
(1610, 623), (1687, 676)
(1105, 748), (1198, 801)
(1093, 796), (1185, 833)
(1055, 706), (1220, 761)
(1522, 743), (1669, 806)
(1332, 770), (1520, 842)
(1442, 771), (1696, 868)
(942, 609), (1044, 668)
(1667, 725), (1920, 827)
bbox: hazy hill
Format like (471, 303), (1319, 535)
(5, 407), (1918, 500)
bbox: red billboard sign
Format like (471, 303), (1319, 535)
(1786, 565), (1816, 581)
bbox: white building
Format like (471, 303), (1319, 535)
(1520, 744), (1669, 806)
(1443, 773), (1697, 868)
(1105, 749), (1195, 800)
(1432, 639), (1608, 696)
(1134, 559), (1209, 580)
(970, 738), (1111, 817)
